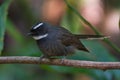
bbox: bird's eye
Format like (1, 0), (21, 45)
(30, 29), (35, 32)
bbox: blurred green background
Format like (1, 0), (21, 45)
(0, 0), (120, 80)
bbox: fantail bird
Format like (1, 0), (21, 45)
(28, 22), (107, 58)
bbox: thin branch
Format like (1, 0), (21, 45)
(0, 56), (120, 70)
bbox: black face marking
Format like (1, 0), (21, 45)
(29, 22), (48, 36)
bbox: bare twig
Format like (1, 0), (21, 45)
(0, 56), (120, 70)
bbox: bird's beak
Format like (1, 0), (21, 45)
(27, 32), (32, 36)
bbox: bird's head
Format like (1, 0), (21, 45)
(28, 22), (48, 40)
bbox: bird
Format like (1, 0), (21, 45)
(28, 22), (106, 58)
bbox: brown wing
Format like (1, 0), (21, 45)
(57, 27), (89, 52)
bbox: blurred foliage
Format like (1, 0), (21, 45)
(14, 0), (38, 25)
(64, 0), (120, 54)
(102, 0), (120, 9)
(118, 16), (120, 30)
(0, 0), (120, 80)
(61, 1), (82, 34)
(0, 0), (11, 54)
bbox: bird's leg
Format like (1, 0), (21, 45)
(39, 55), (56, 61)
(39, 55), (48, 61)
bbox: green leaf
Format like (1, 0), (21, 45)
(0, 0), (12, 54)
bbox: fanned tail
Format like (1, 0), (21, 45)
(74, 35), (109, 40)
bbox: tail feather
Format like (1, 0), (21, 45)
(74, 41), (89, 52)
(75, 35), (109, 40)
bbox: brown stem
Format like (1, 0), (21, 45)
(0, 56), (119, 70)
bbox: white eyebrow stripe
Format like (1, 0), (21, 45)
(33, 34), (48, 40)
(33, 23), (43, 29)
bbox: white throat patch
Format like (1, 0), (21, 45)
(33, 34), (48, 40)
(33, 23), (43, 29)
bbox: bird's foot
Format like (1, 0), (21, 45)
(39, 55), (47, 61)
(39, 55), (55, 61)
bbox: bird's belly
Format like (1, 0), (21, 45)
(37, 40), (75, 57)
